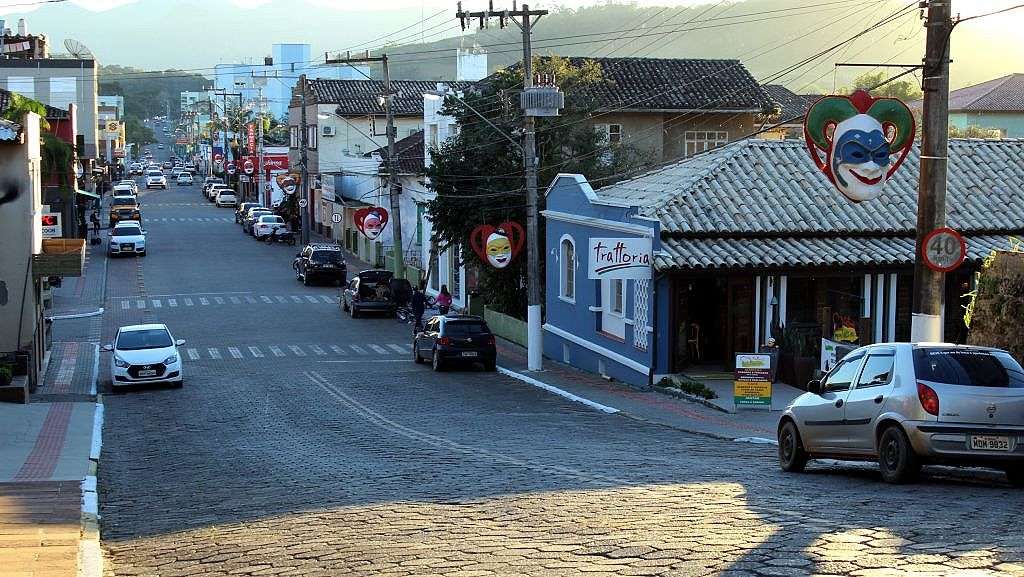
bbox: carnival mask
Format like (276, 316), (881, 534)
(470, 221), (525, 269)
(354, 207), (389, 240)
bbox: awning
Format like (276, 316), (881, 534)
(75, 189), (100, 200)
(656, 235), (1018, 271)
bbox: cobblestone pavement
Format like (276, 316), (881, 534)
(98, 158), (1024, 577)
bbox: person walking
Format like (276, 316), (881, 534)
(411, 284), (426, 331)
(436, 285), (453, 315)
(90, 211), (101, 235)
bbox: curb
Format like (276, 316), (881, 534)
(653, 385), (732, 414)
(78, 398), (104, 577)
(497, 367), (620, 414)
(48, 307), (105, 321)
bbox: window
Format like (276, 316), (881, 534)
(7, 77), (33, 99)
(352, 143), (362, 155)
(598, 123), (622, 145)
(559, 236), (575, 301)
(116, 329), (172, 350)
(408, 128), (419, 138)
(307, 125), (318, 150)
(429, 123), (439, 148)
(913, 348), (1024, 388)
(855, 353), (895, 388)
(684, 130), (729, 157)
(611, 279), (624, 314)
(823, 354), (864, 392)
(444, 322), (489, 337)
(289, 126), (299, 148)
(49, 77), (76, 110)
(448, 123), (457, 137)
(112, 226), (142, 236)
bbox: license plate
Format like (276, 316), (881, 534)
(461, 351), (478, 358)
(121, 244), (133, 250)
(138, 369), (157, 377)
(970, 435), (1011, 451)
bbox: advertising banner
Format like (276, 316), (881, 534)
(734, 353), (772, 410)
(41, 211), (62, 239)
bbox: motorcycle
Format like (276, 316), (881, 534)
(264, 228), (296, 245)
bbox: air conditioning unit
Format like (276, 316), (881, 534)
(322, 125), (336, 137)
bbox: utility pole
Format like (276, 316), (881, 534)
(324, 51), (406, 280)
(299, 73), (311, 246)
(258, 86), (266, 208)
(911, 0), (953, 342)
(457, 2), (549, 370)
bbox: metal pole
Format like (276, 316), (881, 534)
(910, 0), (953, 342)
(522, 4), (542, 371)
(299, 73), (310, 246)
(383, 54), (406, 280)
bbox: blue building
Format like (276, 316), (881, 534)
(543, 139), (1024, 387)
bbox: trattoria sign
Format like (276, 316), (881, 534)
(588, 238), (652, 280)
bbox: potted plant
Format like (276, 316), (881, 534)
(0, 365), (12, 387)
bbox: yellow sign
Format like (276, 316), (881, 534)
(734, 352), (772, 410)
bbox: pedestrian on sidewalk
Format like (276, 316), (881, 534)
(411, 283), (426, 331)
(90, 211), (100, 233)
(436, 285), (452, 315)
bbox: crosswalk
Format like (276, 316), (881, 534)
(184, 342), (413, 361)
(115, 294), (337, 310)
(144, 217), (234, 223)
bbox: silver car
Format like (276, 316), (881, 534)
(778, 343), (1024, 485)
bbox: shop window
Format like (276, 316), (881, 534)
(560, 235), (575, 302)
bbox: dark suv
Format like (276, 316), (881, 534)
(413, 315), (497, 372)
(293, 244), (347, 286)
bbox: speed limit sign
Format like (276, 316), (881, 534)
(331, 213), (342, 224)
(298, 198), (308, 208)
(922, 227), (966, 272)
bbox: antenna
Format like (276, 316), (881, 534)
(63, 38), (94, 59)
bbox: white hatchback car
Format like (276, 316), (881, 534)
(104, 324), (185, 388)
(215, 190), (238, 207)
(252, 214), (287, 240)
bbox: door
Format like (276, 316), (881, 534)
(417, 318), (440, 357)
(841, 348), (896, 451)
(601, 278), (626, 340)
(794, 352), (864, 451)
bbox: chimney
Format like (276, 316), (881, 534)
(17, 18), (27, 36)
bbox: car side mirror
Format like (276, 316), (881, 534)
(807, 379), (823, 395)
(175, 339), (186, 346)
(101, 344), (113, 352)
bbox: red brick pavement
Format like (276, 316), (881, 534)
(13, 404), (74, 482)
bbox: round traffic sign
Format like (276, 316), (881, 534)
(243, 159), (254, 175)
(227, 162), (237, 175)
(331, 213), (342, 224)
(922, 227), (966, 273)
(298, 198), (308, 208)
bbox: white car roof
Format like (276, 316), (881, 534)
(119, 323), (168, 332)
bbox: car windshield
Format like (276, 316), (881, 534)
(112, 198), (136, 206)
(913, 347), (1024, 388)
(116, 328), (172, 350)
(260, 216), (284, 224)
(147, 172), (162, 177)
(445, 322), (490, 337)
(311, 251), (341, 264)
(112, 226), (142, 236)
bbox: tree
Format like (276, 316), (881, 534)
(1, 92), (50, 130)
(426, 56), (649, 317)
(845, 71), (923, 102)
(123, 115), (155, 148)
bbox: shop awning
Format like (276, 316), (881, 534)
(656, 235), (1017, 271)
(75, 189), (100, 200)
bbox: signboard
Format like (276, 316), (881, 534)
(240, 175), (250, 183)
(588, 237), (652, 280)
(298, 198), (308, 208)
(213, 152), (224, 163)
(113, 148), (125, 158)
(331, 213), (342, 224)
(734, 353), (772, 410)
(247, 123), (256, 152)
(320, 174), (335, 202)
(41, 212), (62, 238)
(226, 162), (237, 175)
(243, 159), (254, 175)
(176, 137), (187, 145)
(923, 227), (966, 273)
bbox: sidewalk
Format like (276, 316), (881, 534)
(495, 339), (782, 442)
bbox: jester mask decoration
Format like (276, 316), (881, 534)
(470, 222), (525, 269)
(354, 207), (389, 240)
(803, 90), (915, 203)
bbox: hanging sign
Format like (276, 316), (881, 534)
(331, 213), (342, 224)
(243, 159), (255, 175)
(469, 221), (525, 269)
(734, 353), (772, 410)
(587, 237), (652, 280)
(275, 173), (299, 195)
(213, 152), (224, 163)
(803, 89), (915, 203)
(227, 162), (237, 175)
(41, 212), (62, 239)
(354, 207), (389, 240)
(247, 123), (256, 152)
(922, 227), (966, 272)
(298, 198), (308, 208)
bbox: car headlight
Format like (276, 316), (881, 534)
(162, 354), (178, 365)
(114, 356), (129, 368)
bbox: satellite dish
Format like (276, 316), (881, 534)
(63, 39), (94, 59)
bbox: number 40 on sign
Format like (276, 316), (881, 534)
(922, 227), (966, 273)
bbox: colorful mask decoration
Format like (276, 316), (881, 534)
(275, 173), (300, 195)
(470, 221), (525, 269)
(354, 207), (389, 240)
(803, 90), (915, 203)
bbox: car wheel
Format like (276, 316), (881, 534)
(777, 420), (808, 473)
(432, 349), (444, 372)
(413, 343), (424, 364)
(877, 425), (921, 484)
(139, 251), (147, 257)
(1004, 466), (1024, 487)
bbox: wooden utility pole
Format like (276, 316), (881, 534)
(299, 73), (310, 246)
(457, 1), (548, 370)
(324, 52), (406, 279)
(911, 0), (953, 342)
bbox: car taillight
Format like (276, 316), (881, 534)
(484, 335), (495, 346)
(438, 337), (451, 346)
(917, 382), (939, 416)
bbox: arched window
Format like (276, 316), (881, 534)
(560, 235), (575, 302)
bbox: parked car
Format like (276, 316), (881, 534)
(778, 342), (1024, 485)
(235, 202), (261, 223)
(109, 196), (141, 227)
(293, 243), (347, 286)
(145, 170), (167, 189)
(176, 172), (193, 186)
(207, 184), (231, 202)
(243, 209), (274, 234)
(252, 214), (288, 240)
(341, 270), (398, 318)
(103, 323), (184, 388)
(413, 315), (497, 372)
(215, 190), (238, 207)
(108, 221), (146, 257)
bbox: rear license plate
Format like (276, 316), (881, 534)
(461, 351), (478, 358)
(138, 369), (157, 377)
(970, 435), (1011, 451)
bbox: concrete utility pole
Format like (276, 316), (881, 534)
(299, 73), (311, 246)
(457, 2), (549, 371)
(258, 87), (266, 208)
(324, 52), (406, 280)
(911, 0), (954, 342)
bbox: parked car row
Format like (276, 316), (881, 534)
(235, 202), (293, 242)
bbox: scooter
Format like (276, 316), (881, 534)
(264, 228), (296, 246)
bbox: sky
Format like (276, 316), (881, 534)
(0, 0), (1020, 86)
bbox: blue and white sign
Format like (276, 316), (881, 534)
(588, 237), (652, 280)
